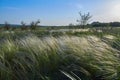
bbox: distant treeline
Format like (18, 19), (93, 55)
(0, 21), (120, 31)
(91, 22), (120, 27)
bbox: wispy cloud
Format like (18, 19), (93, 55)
(68, 2), (83, 9)
(75, 3), (83, 9)
(3, 7), (20, 10)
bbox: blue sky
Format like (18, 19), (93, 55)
(0, 0), (120, 26)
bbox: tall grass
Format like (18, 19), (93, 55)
(0, 34), (120, 80)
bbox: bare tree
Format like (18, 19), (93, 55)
(4, 21), (10, 30)
(77, 12), (92, 28)
(69, 23), (74, 26)
(30, 20), (40, 30)
(21, 21), (27, 30)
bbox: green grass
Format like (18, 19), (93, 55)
(0, 30), (120, 80)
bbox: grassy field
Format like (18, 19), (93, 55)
(0, 28), (120, 80)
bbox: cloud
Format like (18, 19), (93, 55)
(68, 2), (83, 10)
(75, 4), (83, 9)
(3, 7), (20, 10)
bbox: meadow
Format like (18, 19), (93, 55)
(0, 27), (120, 80)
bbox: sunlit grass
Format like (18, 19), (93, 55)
(0, 33), (120, 80)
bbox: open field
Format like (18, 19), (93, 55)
(1, 0), (120, 79)
(0, 28), (120, 80)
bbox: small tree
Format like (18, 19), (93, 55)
(69, 23), (74, 26)
(4, 21), (10, 30)
(30, 20), (40, 30)
(69, 23), (74, 29)
(77, 12), (92, 28)
(21, 21), (27, 30)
